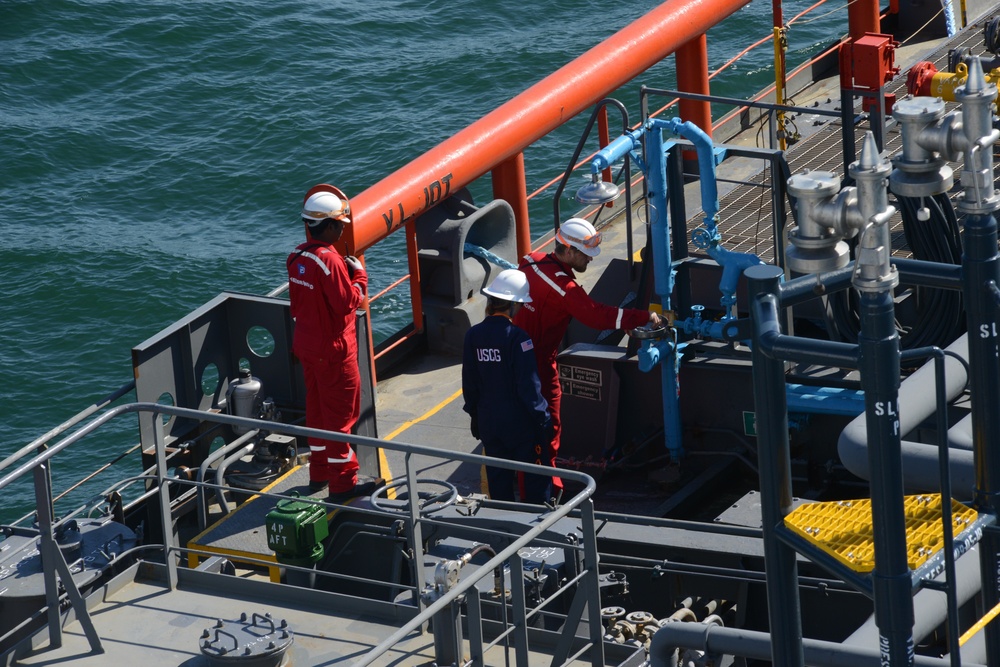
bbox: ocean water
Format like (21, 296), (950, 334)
(0, 0), (848, 522)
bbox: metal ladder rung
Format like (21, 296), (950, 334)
(960, 599), (1000, 647)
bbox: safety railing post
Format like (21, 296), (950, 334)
(580, 500), (606, 667)
(748, 264), (805, 667)
(492, 153), (532, 258)
(508, 551), (530, 665)
(466, 584), (485, 667)
(32, 462), (62, 650)
(405, 219), (424, 334)
(962, 211), (1000, 664)
(33, 460), (104, 654)
(404, 451), (427, 613)
(151, 408), (178, 589)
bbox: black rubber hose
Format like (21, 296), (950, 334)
(825, 193), (963, 353)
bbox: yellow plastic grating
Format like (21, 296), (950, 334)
(784, 494), (979, 573)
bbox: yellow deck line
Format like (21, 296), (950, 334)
(382, 388), (463, 441)
(379, 388), (466, 497)
(960, 599), (1000, 646)
(186, 463), (311, 581)
(187, 464), (303, 546)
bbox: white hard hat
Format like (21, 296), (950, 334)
(556, 217), (602, 257)
(302, 185), (351, 226)
(482, 269), (532, 303)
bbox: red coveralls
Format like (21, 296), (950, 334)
(513, 251), (651, 489)
(287, 241), (368, 493)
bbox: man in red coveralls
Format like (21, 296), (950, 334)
(287, 185), (382, 501)
(514, 217), (662, 498)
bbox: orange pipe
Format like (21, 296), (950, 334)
(491, 153), (532, 258)
(342, 0), (751, 255)
(370, 273), (410, 302)
(677, 35), (712, 138)
(373, 328), (422, 361)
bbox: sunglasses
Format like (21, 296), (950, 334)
(557, 228), (602, 248)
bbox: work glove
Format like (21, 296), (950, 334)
(345, 256), (368, 295)
(344, 255), (364, 278)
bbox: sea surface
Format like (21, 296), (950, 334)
(1, 0), (849, 523)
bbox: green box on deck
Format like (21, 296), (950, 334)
(265, 496), (329, 565)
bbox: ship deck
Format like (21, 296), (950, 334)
(9, 562), (434, 666)
(7, 12), (1000, 667)
(12, 561), (627, 666)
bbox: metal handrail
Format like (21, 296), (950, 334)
(5, 402), (604, 666)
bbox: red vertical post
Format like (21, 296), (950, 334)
(676, 35), (712, 137)
(492, 153), (533, 258)
(848, 0), (880, 38)
(598, 107), (613, 186)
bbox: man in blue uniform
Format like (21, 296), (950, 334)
(462, 269), (551, 503)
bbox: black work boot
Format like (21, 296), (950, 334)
(328, 476), (385, 503)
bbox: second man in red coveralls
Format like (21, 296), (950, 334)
(287, 185), (382, 502)
(514, 217), (663, 496)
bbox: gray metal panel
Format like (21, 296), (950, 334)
(557, 343), (624, 463)
(132, 293), (232, 446)
(131, 291), (380, 481)
(132, 292), (299, 449)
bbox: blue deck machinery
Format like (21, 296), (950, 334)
(575, 102), (869, 466)
(577, 113), (764, 462)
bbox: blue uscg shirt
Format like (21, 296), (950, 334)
(462, 315), (549, 443)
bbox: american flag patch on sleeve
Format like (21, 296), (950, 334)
(521, 339), (534, 352)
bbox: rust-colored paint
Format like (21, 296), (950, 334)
(340, 0), (751, 255)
